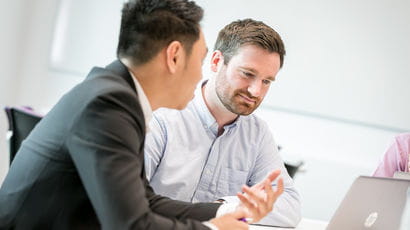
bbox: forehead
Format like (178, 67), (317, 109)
(228, 45), (281, 73)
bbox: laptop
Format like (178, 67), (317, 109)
(394, 171), (410, 180)
(327, 176), (410, 230)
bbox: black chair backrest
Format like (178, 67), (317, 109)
(278, 145), (304, 178)
(4, 107), (42, 165)
(284, 162), (303, 178)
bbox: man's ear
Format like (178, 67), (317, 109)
(210, 50), (224, 73)
(166, 41), (184, 74)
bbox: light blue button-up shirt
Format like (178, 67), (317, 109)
(144, 92), (301, 227)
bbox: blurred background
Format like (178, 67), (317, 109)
(1, 0), (409, 221)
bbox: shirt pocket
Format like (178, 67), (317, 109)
(216, 168), (249, 197)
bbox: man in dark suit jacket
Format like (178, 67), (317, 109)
(0, 0), (283, 229)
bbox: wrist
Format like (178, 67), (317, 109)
(215, 199), (227, 204)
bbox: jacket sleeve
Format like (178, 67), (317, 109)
(66, 89), (219, 229)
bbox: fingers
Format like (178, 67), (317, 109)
(238, 174), (284, 222)
(265, 177), (283, 210)
(238, 186), (268, 222)
(253, 183), (264, 190)
(210, 211), (249, 230)
(266, 169), (281, 183)
(237, 191), (256, 213)
(228, 210), (249, 230)
(236, 169), (284, 223)
(277, 177), (284, 195)
(264, 178), (274, 210)
(243, 185), (266, 205)
(253, 169), (281, 191)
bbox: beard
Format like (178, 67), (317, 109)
(214, 66), (263, 116)
(216, 87), (262, 116)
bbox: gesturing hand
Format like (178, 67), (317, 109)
(236, 170), (284, 223)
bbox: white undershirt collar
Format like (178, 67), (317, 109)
(130, 72), (152, 131)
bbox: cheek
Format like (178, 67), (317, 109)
(227, 71), (246, 87)
(231, 78), (249, 92)
(261, 86), (270, 97)
(184, 65), (201, 88)
(196, 65), (202, 81)
(191, 62), (202, 81)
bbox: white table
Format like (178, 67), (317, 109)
(250, 218), (328, 230)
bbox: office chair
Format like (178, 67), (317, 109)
(4, 107), (42, 165)
(284, 161), (304, 178)
(277, 145), (304, 178)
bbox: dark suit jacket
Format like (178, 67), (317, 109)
(0, 60), (220, 229)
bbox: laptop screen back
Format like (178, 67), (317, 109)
(394, 171), (410, 180)
(327, 176), (410, 230)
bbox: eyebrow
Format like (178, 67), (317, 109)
(267, 76), (276, 81)
(240, 67), (276, 81)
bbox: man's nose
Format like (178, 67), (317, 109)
(247, 80), (262, 98)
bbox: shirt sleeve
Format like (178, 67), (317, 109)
(373, 134), (410, 177)
(220, 126), (302, 227)
(144, 114), (167, 181)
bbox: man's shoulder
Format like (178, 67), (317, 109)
(396, 133), (410, 143)
(67, 67), (136, 105)
(395, 133), (410, 154)
(239, 113), (269, 130)
(54, 66), (142, 126)
(152, 101), (198, 123)
(84, 67), (133, 93)
(230, 114), (273, 145)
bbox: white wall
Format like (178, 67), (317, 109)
(0, 0), (409, 222)
(255, 108), (398, 220)
(0, 0), (30, 183)
(0, 0), (83, 183)
(196, 0), (410, 131)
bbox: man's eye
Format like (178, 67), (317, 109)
(242, 71), (253, 77)
(262, 79), (272, 85)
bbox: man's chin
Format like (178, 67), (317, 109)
(237, 110), (253, 116)
(175, 103), (189, 111)
(232, 105), (257, 116)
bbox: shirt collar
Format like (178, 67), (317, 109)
(193, 81), (241, 136)
(130, 72), (152, 130)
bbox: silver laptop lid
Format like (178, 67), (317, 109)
(327, 176), (410, 230)
(394, 171), (410, 180)
(400, 189), (410, 230)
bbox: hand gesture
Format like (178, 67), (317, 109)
(236, 169), (284, 223)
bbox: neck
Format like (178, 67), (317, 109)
(121, 58), (166, 111)
(202, 80), (238, 135)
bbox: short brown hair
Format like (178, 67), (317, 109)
(214, 19), (286, 67)
(117, 0), (203, 66)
